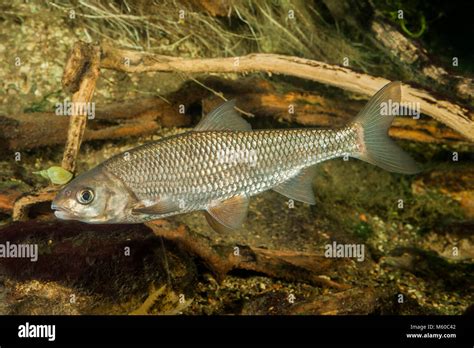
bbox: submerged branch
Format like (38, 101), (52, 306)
(145, 220), (351, 290)
(12, 41), (101, 221)
(1, 78), (467, 152)
(101, 44), (474, 142)
(61, 42), (101, 173)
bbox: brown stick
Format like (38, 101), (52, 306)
(11, 41), (101, 221)
(61, 42), (101, 173)
(100, 44), (474, 142)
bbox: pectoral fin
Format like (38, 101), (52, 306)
(132, 197), (181, 215)
(205, 195), (249, 233)
(273, 166), (317, 204)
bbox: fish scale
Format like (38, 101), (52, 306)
(102, 127), (358, 210)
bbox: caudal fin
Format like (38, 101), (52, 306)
(352, 81), (421, 174)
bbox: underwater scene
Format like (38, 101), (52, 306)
(0, 0), (473, 322)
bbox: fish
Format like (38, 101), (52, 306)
(52, 81), (420, 233)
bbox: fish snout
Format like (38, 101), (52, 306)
(51, 195), (75, 220)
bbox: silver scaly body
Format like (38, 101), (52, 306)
(103, 127), (358, 221)
(52, 82), (420, 232)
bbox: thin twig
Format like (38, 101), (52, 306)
(187, 75), (255, 117)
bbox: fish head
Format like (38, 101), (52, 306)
(51, 166), (136, 223)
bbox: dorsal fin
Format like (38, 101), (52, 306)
(194, 100), (252, 131)
(205, 195), (249, 233)
(273, 166), (317, 204)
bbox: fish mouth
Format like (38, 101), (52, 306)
(51, 202), (76, 220)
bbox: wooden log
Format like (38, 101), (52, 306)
(100, 44), (474, 142)
(12, 187), (57, 221)
(0, 78), (468, 152)
(203, 80), (468, 144)
(0, 99), (191, 150)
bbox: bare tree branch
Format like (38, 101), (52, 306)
(101, 44), (474, 142)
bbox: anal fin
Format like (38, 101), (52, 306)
(273, 166), (317, 204)
(205, 195), (249, 233)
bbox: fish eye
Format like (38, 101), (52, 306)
(77, 188), (94, 205)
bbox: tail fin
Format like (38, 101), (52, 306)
(352, 81), (421, 174)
